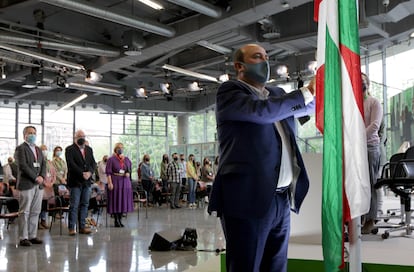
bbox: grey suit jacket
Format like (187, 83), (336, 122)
(15, 142), (46, 191)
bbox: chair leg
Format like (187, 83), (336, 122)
(145, 199), (148, 219)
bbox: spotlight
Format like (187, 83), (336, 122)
(219, 73), (229, 82)
(85, 69), (102, 84)
(160, 82), (170, 94)
(135, 87), (148, 98)
(188, 82), (201, 91)
(56, 75), (67, 88)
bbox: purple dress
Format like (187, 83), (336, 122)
(106, 154), (134, 214)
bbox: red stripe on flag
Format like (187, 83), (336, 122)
(314, 0), (323, 22)
(340, 44), (364, 118)
(315, 64), (325, 133)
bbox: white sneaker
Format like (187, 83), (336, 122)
(189, 203), (193, 208)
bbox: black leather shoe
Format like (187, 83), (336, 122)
(19, 239), (32, 247)
(175, 205), (182, 208)
(29, 238), (43, 244)
(170, 205), (176, 209)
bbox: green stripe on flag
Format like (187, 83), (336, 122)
(339, 0), (359, 53)
(322, 24), (343, 272)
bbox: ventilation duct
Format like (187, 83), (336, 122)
(40, 0), (176, 37)
(167, 0), (222, 18)
(0, 32), (120, 57)
(0, 43), (85, 70)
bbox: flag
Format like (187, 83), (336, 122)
(314, 0), (371, 271)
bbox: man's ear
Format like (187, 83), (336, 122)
(234, 62), (244, 73)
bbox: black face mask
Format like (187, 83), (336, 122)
(173, 157), (178, 161)
(77, 138), (86, 146)
(145, 158), (150, 162)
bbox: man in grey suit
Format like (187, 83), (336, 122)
(15, 125), (46, 247)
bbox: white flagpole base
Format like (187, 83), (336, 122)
(348, 217), (362, 272)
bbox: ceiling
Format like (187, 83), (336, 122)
(0, 0), (413, 115)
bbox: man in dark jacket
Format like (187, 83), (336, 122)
(65, 129), (96, 236)
(15, 125), (46, 246)
(208, 44), (315, 272)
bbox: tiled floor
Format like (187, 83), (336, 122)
(1, 193), (413, 272)
(0, 202), (224, 272)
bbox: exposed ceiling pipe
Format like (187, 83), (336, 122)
(0, 88), (16, 96)
(0, 32), (120, 58)
(40, 0), (176, 38)
(0, 68), (31, 86)
(66, 82), (124, 96)
(0, 43), (85, 70)
(167, 0), (222, 18)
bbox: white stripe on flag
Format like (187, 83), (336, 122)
(341, 60), (371, 219)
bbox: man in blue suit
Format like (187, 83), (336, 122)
(208, 44), (315, 272)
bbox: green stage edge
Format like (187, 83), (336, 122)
(220, 254), (413, 272)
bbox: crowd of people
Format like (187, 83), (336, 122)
(138, 152), (218, 209)
(0, 126), (217, 247)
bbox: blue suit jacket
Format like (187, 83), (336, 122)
(208, 80), (312, 219)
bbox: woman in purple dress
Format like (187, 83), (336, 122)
(106, 142), (134, 227)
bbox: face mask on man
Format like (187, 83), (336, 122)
(27, 134), (36, 144)
(173, 157), (178, 161)
(240, 60), (270, 83)
(77, 138), (86, 146)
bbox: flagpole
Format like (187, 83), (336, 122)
(349, 217), (362, 272)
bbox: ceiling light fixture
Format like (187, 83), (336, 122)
(138, 0), (164, 10)
(160, 82), (170, 94)
(219, 73), (229, 82)
(85, 70), (103, 84)
(162, 64), (218, 82)
(281, 1), (289, 8)
(188, 81), (201, 91)
(276, 65), (289, 77)
(135, 87), (148, 98)
(121, 96), (134, 103)
(1, 64), (6, 79)
(55, 93), (88, 113)
(66, 82), (124, 96)
(196, 40), (232, 54)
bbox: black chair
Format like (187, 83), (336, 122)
(376, 153), (406, 223)
(47, 195), (70, 235)
(133, 189), (148, 221)
(374, 148), (414, 239)
(95, 193), (108, 227)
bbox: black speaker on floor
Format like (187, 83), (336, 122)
(149, 230), (183, 251)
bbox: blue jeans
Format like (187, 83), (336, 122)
(68, 184), (92, 230)
(366, 144), (381, 220)
(187, 178), (196, 204)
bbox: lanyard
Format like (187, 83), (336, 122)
(116, 154), (125, 169)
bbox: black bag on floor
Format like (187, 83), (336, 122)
(177, 228), (198, 250)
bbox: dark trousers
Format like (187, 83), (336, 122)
(142, 180), (153, 201)
(221, 190), (290, 272)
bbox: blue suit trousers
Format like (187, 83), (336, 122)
(221, 190), (290, 272)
